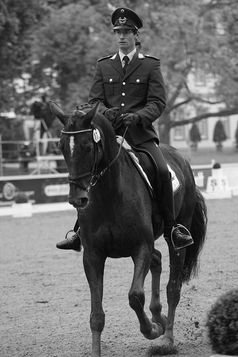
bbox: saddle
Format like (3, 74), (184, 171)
(116, 137), (180, 197)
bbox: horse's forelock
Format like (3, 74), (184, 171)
(64, 110), (86, 131)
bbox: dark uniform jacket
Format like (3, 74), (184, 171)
(88, 52), (166, 146)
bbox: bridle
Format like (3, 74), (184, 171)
(61, 125), (128, 192)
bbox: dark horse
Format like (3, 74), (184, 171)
(49, 102), (207, 357)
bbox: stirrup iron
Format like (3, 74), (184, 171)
(171, 224), (193, 250)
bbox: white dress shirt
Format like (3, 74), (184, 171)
(119, 48), (137, 67)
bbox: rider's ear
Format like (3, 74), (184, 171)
(48, 101), (67, 125)
(83, 102), (101, 127)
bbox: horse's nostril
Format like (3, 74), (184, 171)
(69, 197), (88, 209)
(79, 197), (88, 208)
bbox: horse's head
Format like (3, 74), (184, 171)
(49, 101), (105, 209)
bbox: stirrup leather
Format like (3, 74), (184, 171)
(65, 229), (78, 240)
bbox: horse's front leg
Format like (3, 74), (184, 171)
(129, 243), (164, 340)
(83, 250), (106, 357)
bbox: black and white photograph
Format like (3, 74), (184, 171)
(0, 1), (238, 356)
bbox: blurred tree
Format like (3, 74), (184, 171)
(31, 0), (114, 109)
(189, 123), (201, 151)
(1, 0), (238, 145)
(31, 0), (238, 142)
(213, 119), (227, 151)
(138, 0), (238, 142)
(0, 0), (47, 111)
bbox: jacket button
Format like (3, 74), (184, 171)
(122, 82), (126, 85)
(122, 92), (125, 96)
(121, 103), (125, 107)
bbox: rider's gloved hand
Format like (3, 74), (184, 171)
(104, 107), (120, 121)
(122, 113), (140, 127)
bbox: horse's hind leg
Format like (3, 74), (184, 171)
(83, 251), (106, 357)
(156, 242), (185, 352)
(129, 244), (164, 340)
(149, 249), (167, 330)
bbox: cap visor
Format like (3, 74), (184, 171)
(113, 25), (135, 30)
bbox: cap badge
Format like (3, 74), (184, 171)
(119, 17), (127, 24)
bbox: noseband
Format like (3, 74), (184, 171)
(61, 126), (128, 192)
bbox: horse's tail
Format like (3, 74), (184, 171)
(182, 187), (208, 283)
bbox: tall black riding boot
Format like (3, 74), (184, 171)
(161, 176), (193, 250)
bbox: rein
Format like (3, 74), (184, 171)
(61, 126), (128, 191)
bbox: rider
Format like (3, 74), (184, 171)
(56, 7), (193, 252)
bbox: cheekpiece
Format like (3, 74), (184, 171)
(111, 7), (143, 31)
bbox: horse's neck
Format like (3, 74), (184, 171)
(95, 137), (123, 195)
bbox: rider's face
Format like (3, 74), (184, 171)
(114, 29), (137, 54)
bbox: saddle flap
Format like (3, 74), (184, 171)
(116, 136), (180, 194)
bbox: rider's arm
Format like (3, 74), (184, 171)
(135, 57), (166, 127)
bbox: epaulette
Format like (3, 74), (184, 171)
(97, 55), (113, 62)
(145, 55), (160, 63)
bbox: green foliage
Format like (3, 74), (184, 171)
(0, 0), (47, 110)
(0, 0), (238, 140)
(32, 1), (114, 108)
(214, 0), (238, 107)
(206, 288), (238, 355)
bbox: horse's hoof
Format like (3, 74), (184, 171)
(142, 321), (164, 340)
(151, 335), (177, 355)
(152, 313), (167, 333)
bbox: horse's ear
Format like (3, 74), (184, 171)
(83, 102), (101, 127)
(48, 101), (67, 125)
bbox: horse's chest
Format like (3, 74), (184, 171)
(86, 219), (144, 257)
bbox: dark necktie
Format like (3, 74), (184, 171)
(123, 55), (129, 74)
